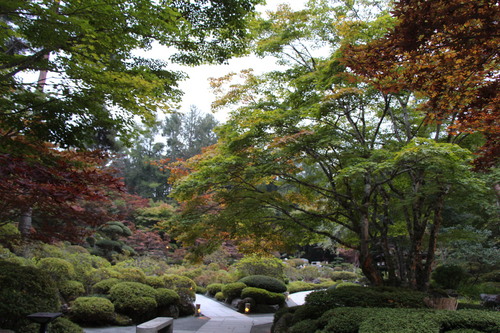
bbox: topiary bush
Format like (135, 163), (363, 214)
(0, 261), (60, 331)
(196, 286), (207, 294)
(163, 274), (196, 315)
(155, 288), (180, 307)
(235, 255), (286, 280)
(222, 282), (247, 301)
(112, 266), (147, 283)
(92, 278), (122, 294)
(60, 280), (85, 301)
(432, 265), (468, 290)
(215, 291), (225, 301)
(241, 287), (286, 305)
(239, 275), (287, 293)
(70, 297), (115, 326)
(330, 271), (358, 281)
(109, 281), (158, 323)
(37, 257), (75, 282)
(49, 317), (84, 333)
(207, 283), (224, 296)
(145, 275), (165, 288)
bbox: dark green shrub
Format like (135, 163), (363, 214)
(241, 287), (286, 305)
(335, 282), (361, 289)
(222, 282), (247, 301)
(92, 278), (122, 294)
(145, 275), (165, 288)
(289, 319), (318, 333)
(196, 286), (207, 294)
(70, 297), (115, 326)
(0, 261), (60, 331)
(479, 270), (500, 283)
(330, 271), (358, 281)
(37, 257), (75, 282)
(207, 283), (224, 296)
(49, 317), (83, 333)
(109, 281), (156, 302)
(235, 255), (286, 280)
(434, 309), (500, 333)
(215, 291), (225, 301)
(432, 265), (467, 289)
(115, 296), (157, 323)
(239, 275), (287, 293)
(60, 280), (85, 301)
(358, 308), (437, 333)
(155, 288), (180, 307)
(113, 267), (147, 283)
(316, 308), (374, 333)
(162, 274), (196, 315)
(445, 330), (483, 333)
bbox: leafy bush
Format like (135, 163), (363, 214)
(358, 308), (437, 333)
(0, 261), (60, 331)
(70, 297), (115, 326)
(112, 266), (147, 283)
(92, 278), (122, 294)
(196, 286), (207, 294)
(222, 282), (247, 301)
(335, 282), (361, 289)
(433, 309), (500, 333)
(239, 275), (287, 293)
(207, 283), (224, 296)
(145, 275), (165, 288)
(289, 319), (319, 333)
(60, 280), (85, 301)
(49, 317), (83, 333)
(37, 257), (75, 282)
(215, 291), (225, 301)
(432, 265), (467, 289)
(479, 270), (500, 283)
(241, 287), (286, 305)
(235, 255), (286, 280)
(330, 271), (358, 281)
(155, 288), (180, 307)
(287, 280), (336, 293)
(162, 274), (196, 312)
(109, 281), (157, 323)
(109, 281), (157, 302)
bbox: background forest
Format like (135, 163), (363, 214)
(0, 0), (498, 332)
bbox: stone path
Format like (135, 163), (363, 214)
(83, 291), (312, 333)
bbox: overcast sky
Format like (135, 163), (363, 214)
(160, 0), (308, 122)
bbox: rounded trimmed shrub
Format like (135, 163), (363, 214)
(37, 257), (75, 282)
(207, 283), (224, 296)
(49, 317), (83, 333)
(241, 287), (286, 305)
(109, 282), (157, 323)
(92, 278), (122, 294)
(330, 271), (358, 281)
(113, 267), (147, 283)
(60, 280), (85, 301)
(70, 297), (115, 326)
(239, 275), (287, 293)
(145, 275), (165, 288)
(196, 286), (207, 294)
(222, 282), (247, 301)
(163, 274), (196, 315)
(0, 261), (60, 331)
(215, 292), (225, 301)
(155, 288), (180, 307)
(432, 265), (467, 289)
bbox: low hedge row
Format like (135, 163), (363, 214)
(275, 308), (500, 333)
(241, 287), (286, 306)
(239, 275), (287, 293)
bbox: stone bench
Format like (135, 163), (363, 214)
(136, 317), (173, 333)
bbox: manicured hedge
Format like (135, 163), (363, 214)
(155, 288), (180, 307)
(239, 275), (287, 293)
(222, 282), (247, 301)
(70, 297), (115, 326)
(92, 278), (122, 294)
(109, 281), (158, 323)
(60, 280), (85, 301)
(0, 261), (60, 331)
(287, 280), (336, 293)
(207, 283), (224, 296)
(241, 287), (286, 305)
(273, 307), (500, 333)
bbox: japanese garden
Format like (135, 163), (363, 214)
(0, 0), (498, 332)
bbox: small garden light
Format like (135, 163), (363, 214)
(244, 302), (251, 314)
(195, 304), (201, 316)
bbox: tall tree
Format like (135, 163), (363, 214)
(166, 1), (490, 289)
(0, 0), (263, 148)
(342, 0), (499, 169)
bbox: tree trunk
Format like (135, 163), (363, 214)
(18, 207), (32, 236)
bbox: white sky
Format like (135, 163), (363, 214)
(158, 0), (308, 122)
